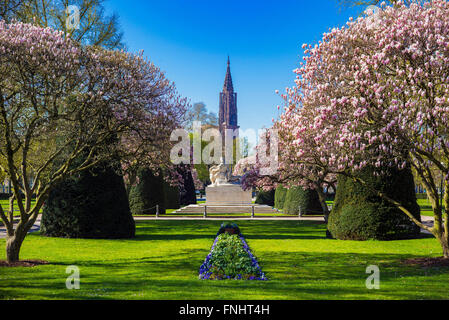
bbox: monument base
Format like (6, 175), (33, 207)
(206, 184), (252, 206)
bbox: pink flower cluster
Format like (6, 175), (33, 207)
(274, 0), (449, 192)
(0, 20), (188, 193)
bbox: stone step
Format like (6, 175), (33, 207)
(175, 205), (280, 214)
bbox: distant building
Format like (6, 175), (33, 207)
(219, 57), (239, 135)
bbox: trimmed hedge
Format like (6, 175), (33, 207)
(274, 185), (288, 210)
(163, 181), (180, 210)
(128, 168), (166, 215)
(41, 163), (135, 239)
(179, 166), (197, 206)
(255, 189), (275, 207)
(127, 166), (198, 214)
(283, 186), (323, 216)
(328, 167), (421, 241)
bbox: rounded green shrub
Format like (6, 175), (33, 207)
(328, 167), (421, 240)
(41, 163), (135, 239)
(274, 185), (288, 210)
(255, 189), (275, 207)
(283, 186), (323, 216)
(128, 168), (166, 215)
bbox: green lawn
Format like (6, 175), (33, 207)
(417, 198), (437, 217)
(0, 200), (40, 217)
(1, 220), (448, 300)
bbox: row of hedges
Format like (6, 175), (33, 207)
(274, 185), (288, 209)
(274, 185), (323, 216)
(128, 166), (193, 215)
(271, 166), (422, 241)
(128, 168), (167, 215)
(283, 186), (323, 215)
(255, 190), (275, 207)
(41, 164), (195, 239)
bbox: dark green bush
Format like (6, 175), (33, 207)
(255, 189), (275, 207)
(128, 168), (166, 215)
(274, 185), (288, 210)
(283, 186), (323, 216)
(328, 167), (421, 240)
(179, 166), (197, 206)
(163, 181), (180, 210)
(41, 163), (135, 239)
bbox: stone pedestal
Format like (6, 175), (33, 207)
(206, 184), (252, 206)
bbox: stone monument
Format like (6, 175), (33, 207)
(206, 158), (252, 206)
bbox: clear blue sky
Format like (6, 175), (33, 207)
(104, 0), (361, 132)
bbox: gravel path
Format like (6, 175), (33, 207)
(0, 217), (41, 239)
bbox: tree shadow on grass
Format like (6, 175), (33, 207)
(2, 220), (446, 299)
(132, 220), (328, 241)
(133, 233), (214, 241)
(2, 250), (449, 300)
(132, 233), (325, 241)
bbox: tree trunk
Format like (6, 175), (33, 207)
(5, 230), (26, 263)
(441, 182), (449, 259)
(443, 240), (449, 259)
(316, 187), (330, 223)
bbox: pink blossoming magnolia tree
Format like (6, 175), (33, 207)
(277, 0), (449, 257)
(0, 21), (186, 263)
(239, 121), (337, 220)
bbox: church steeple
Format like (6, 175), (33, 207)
(219, 57), (239, 135)
(223, 56), (234, 92)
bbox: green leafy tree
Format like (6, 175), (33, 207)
(185, 102), (218, 130)
(0, 0), (123, 49)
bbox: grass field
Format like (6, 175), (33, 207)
(0, 200), (39, 217)
(417, 198), (437, 217)
(1, 220), (448, 300)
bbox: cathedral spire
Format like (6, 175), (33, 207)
(219, 57), (239, 135)
(223, 56), (234, 92)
